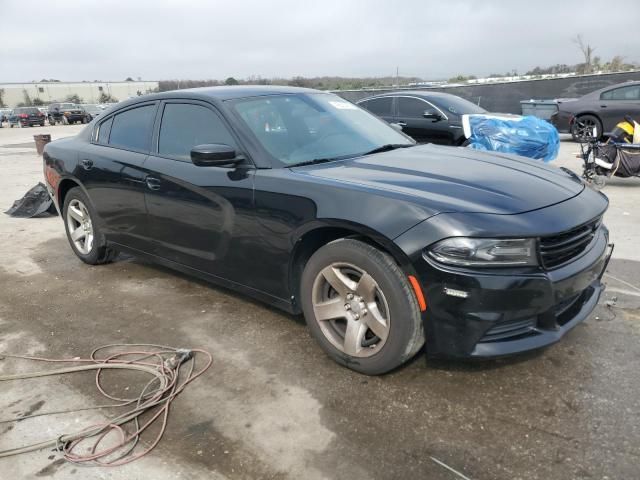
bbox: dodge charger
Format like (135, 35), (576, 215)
(43, 86), (612, 375)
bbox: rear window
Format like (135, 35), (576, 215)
(108, 104), (156, 151)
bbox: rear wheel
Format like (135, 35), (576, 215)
(571, 114), (602, 142)
(63, 188), (117, 265)
(301, 239), (424, 375)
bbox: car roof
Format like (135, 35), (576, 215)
(113, 85), (323, 110)
(357, 90), (460, 102)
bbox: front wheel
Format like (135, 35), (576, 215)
(63, 188), (117, 265)
(301, 239), (424, 375)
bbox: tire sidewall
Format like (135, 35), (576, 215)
(300, 239), (423, 375)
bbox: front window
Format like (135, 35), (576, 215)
(431, 95), (486, 115)
(231, 93), (413, 166)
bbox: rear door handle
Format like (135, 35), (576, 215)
(145, 177), (161, 191)
(81, 159), (93, 170)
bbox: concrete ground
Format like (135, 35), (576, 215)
(0, 124), (639, 480)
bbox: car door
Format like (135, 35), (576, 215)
(143, 100), (256, 282)
(78, 102), (157, 250)
(357, 96), (396, 124)
(395, 96), (452, 144)
(597, 85), (640, 133)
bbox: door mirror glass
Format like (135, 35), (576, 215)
(423, 110), (443, 121)
(191, 144), (240, 167)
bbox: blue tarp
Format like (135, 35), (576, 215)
(467, 115), (560, 162)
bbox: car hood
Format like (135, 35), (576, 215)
(292, 144), (584, 215)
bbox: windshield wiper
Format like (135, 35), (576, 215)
(288, 144), (414, 168)
(288, 154), (357, 168)
(362, 143), (415, 155)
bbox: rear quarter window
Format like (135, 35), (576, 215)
(96, 117), (113, 144)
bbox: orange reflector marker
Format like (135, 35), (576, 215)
(408, 275), (427, 312)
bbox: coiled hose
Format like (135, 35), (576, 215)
(0, 343), (212, 466)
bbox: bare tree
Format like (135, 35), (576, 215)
(609, 55), (625, 72)
(573, 34), (596, 74)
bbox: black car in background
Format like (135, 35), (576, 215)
(357, 91), (487, 145)
(48, 102), (90, 125)
(8, 107), (46, 127)
(43, 86), (611, 375)
(551, 81), (640, 141)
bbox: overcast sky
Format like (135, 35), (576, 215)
(2, 0), (639, 83)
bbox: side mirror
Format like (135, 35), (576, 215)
(423, 110), (443, 121)
(191, 144), (241, 167)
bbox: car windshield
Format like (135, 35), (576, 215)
(231, 93), (414, 166)
(82, 104), (100, 112)
(432, 95), (486, 115)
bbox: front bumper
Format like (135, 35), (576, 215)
(413, 229), (612, 358)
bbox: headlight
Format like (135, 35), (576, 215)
(427, 238), (537, 267)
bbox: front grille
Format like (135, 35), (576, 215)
(479, 318), (538, 343)
(539, 217), (601, 269)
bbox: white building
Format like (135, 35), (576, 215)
(0, 81), (159, 107)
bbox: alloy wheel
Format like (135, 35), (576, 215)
(573, 117), (597, 141)
(66, 199), (94, 255)
(311, 262), (391, 357)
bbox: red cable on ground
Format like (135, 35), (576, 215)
(0, 343), (213, 466)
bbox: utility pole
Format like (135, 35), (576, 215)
(396, 66), (399, 87)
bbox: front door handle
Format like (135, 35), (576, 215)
(81, 158), (93, 170)
(397, 122), (407, 127)
(145, 177), (161, 191)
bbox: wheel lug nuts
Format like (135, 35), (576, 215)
(353, 313), (359, 320)
(344, 304), (351, 310)
(346, 293), (354, 300)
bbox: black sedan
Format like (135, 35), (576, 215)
(551, 80), (640, 141)
(43, 86), (611, 375)
(357, 91), (487, 145)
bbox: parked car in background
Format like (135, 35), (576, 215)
(357, 91), (488, 145)
(48, 102), (90, 125)
(44, 86), (611, 375)
(1, 108), (13, 125)
(81, 104), (105, 121)
(8, 107), (46, 127)
(550, 81), (640, 141)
